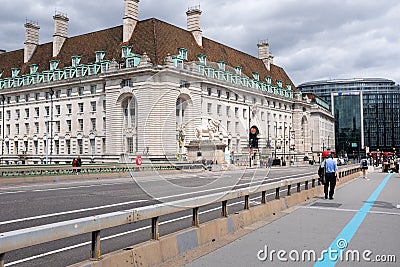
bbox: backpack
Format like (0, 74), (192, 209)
(362, 160), (368, 167)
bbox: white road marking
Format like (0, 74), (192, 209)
(0, 200), (148, 226)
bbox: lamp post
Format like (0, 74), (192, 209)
(283, 122), (287, 164)
(49, 88), (54, 163)
(178, 127), (185, 161)
(1, 95), (5, 165)
(274, 121), (278, 160)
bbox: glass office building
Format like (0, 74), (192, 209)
(298, 78), (400, 156)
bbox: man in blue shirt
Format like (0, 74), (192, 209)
(321, 153), (339, 199)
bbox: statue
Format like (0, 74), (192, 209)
(195, 119), (219, 140)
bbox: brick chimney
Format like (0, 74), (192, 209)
(186, 6), (202, 47)
(53, 12), (69, 58)
(24, 20), (40, 63)
(123, 0), (139, 43)
(257, 41), (274, 71)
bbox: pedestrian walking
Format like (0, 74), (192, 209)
(321, 153), (339, 199)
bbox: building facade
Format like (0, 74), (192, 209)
(0, 0), (333, 165)
(298, 78), (400, 157)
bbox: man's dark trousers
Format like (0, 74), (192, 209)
(324, 172), (337, 199)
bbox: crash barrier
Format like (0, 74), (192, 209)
(0, 165), (361, 267)
(0, 163), (205, 178)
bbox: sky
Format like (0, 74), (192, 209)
(0, 0), (399, 86)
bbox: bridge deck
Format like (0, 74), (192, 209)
(183, 171), (400, 266)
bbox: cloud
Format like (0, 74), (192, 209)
(1, 0), (399, 85)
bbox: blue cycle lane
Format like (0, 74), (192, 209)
(184, 172), (400, 267)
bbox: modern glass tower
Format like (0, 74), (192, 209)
(298, 78), (400, 156)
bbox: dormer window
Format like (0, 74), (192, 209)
(121, 45), (132, 58)
(71, 56), (81, 67)
(50, 60), (59, 71)
(95, 51), (105, 63)
(286, 83), (292, 90)
(29, 64), (39, 74)
(277, 80), (283, 88)
(252, 72), (259, 81)
(11, 68), (20, 78)
(234, 66), (242, 75)
(217, 60), (225, 71)
(265, 76), (272, 84)
(198, 54), (207, 65)
(178, 48), (188, 60)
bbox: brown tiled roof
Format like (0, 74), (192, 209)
(0, 18), (295, 90)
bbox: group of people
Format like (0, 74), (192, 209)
(72, 156), (82, 174)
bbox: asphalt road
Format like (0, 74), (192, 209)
(0, 165), (325, 266)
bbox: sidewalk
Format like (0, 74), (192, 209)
(183, 171), (400, 266)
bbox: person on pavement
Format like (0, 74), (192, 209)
(321, 153), (339, 199)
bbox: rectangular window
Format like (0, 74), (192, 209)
(66, 140), (71, 154)
(207, 103), (212, 114)
(78, 119), (84, 131)
(55, 140), (60, 154)
(25, 123), (29, 134)
(15, 124), (19, 135)
(90, 139), (95, 154)
(34, 93), (40, 101)
(78, 87), (84, 96)
(78, 103), (84, 113)
(6, 124), (10, 135)
(243, 109), (247, 119)
(91, 101), (96, 112)
(235, 107), (239, 117)
(91, 118), (96, 131)
(15, 95), (20, 103)
(67, 120), (72, 132)
(103, 117), (106, 131)
(261, 111), (265, 121)
(45, 106), (50, 116)
(77, 139), (83, 154)
(235, 122), (239, 133)
(226, 91), (230, 99)
(6, 110), (11, 120)
(55, 105), (61, 115)
(90, 85), (97, 94)
(207, 88), (212, 96)
(25, 94), (29, 102)
(67, 88), (72, 97)
(35, 107), (39, 117)
(227, 121), (231, 132)
(34, 141), (38, 154)
(55, 121), (61, 132)
(103, 100), (106, 111)
(35, 122), (39, 133)
(16, 109), (20, 120)
(55, 90), (61, 98)
(217, 104), (221, 115)
(217, 89), (221, 98)
(226, 106), (231, 117)
(127, 137), (134, 153)
(25, 108), (30, 118)
(67, 104), (72, 114)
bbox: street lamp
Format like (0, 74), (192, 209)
(283, 122), (287, 164)
(1, 94), (5, 165)
(178, 127), (185, 161)
(49, 88), (54, 163)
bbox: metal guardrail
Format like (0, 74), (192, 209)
(0, 165), (361, 266)
(0, 163), (205, 178)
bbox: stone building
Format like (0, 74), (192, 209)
(0, 0), (333, 165)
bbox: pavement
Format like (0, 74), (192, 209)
(181, 170), (400, 266)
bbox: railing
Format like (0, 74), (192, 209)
(0, 165), (361, 266)
(0, 163), (205, 178)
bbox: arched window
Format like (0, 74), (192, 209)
(122, 97), (136, 128)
